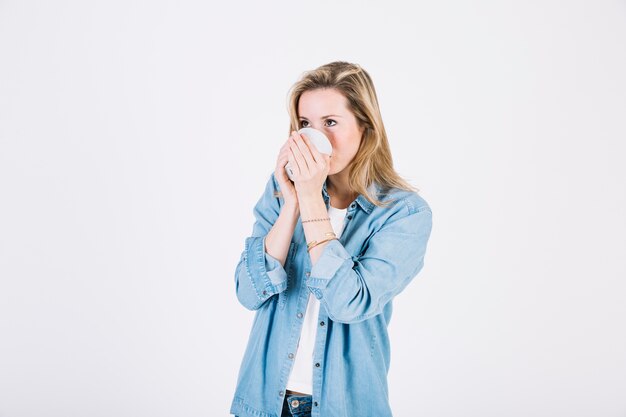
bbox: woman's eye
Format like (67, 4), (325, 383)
(299, 119), (336, 128)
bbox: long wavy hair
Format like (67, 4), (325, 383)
(286, 61), (419, 207)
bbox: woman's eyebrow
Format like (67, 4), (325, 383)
(299, 114), (343, 120)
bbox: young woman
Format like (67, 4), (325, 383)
(230, 61), (433, 417)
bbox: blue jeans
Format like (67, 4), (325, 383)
(281, 393), (313, 417)
(233, 394), (313, 417)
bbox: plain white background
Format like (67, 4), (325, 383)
(1, 1), (625, 416)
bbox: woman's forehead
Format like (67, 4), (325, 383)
(298, 89), (349, 117)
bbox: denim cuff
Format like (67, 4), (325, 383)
(264, 243), (288, 286)
(244, 235), (288, 300)
(306, 239), (353, 290)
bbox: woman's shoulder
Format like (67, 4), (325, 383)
(373, 183), (431, 215)
(363, 184), (432, 235)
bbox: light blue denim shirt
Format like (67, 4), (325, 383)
(230, 172), (433, 417)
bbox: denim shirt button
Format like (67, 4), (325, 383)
(262, 290), (267, 296)
(319, 321), (325, 326)
(291, 399), (300, 408)
(315, 362), (320, 367)
(314, 401), (319, 407)
(297, 312), (303, 318)
(288, 353), (294, 359)
(350, 203), (356, 208)
(279, 390), (284, 396)
(305, 271), (310, 277)
(347, 215), (352, 220)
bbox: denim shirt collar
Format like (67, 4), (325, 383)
(321, 179), (379, 214)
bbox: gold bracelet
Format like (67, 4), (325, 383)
(307, 232), (336, 249)
(307, 232), (337, 252)
(307, 236), (337, 252)
(302, 217), (330, 224)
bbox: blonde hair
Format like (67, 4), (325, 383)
(286, 61), (419, 207)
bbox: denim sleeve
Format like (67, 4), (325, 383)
(306, 204), (433, 323)
(234, 173), (289, 310)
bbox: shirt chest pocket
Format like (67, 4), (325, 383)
(279, 241), (298, 310)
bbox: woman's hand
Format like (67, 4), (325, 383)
(287, 130), (331, 199)
(274, 137), (299, 210)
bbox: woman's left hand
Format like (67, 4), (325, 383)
(287, 130), (331, 199)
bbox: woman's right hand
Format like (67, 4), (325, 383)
(274, 138), (299, 210)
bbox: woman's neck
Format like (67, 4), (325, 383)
(326, 175), (357, 210)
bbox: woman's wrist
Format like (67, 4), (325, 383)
(298, 192), (335, 246)
(297, 192), (327, 219)
(281, 201), (300, 217)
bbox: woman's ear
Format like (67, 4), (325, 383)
(359, 122), (368, 137)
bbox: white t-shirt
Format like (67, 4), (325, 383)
(286, 204), (348, 394)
